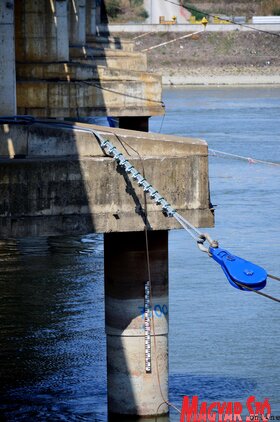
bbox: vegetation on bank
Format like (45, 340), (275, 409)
(183, 0), (280, 19)
(103, 0), (280, 23)
(102, 0), (148, 22)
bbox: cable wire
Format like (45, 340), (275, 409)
(268, 274), (280, 282)
(141, 29), (204, 52)
(163, 0), (280, 38)
(158, 110), (166, 133)
(233, 281), (280, 303)
(76, 81), (165, 107)
(144, 223), (182, 417)
(2, 117), (279, 305)
(120, 136), (182, 416)
(209, 149), (280, 167)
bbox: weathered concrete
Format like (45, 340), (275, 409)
(0, 0), (16, 115)
(86, 0), (97, 37)
(105, 231), (168, 417)
(13, 0), (164, 118)
(15, 0), (69, 62)
(70, 47), (147, 71)
(0, 121), (213, 238)
(16, 68), (163, 117)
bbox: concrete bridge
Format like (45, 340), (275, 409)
(0, 0), (214, 419)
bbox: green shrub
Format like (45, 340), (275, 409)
(272, 7), (280, 14)
(184, 2), (206, 20)
(106, 0), (121, 19)
(130, 0), (143, 6)
(139, 8), (149, 19)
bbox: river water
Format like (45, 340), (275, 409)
(0, 87), (279, 421)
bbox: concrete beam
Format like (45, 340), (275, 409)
(0, 122), (214, 238)
(0, 0), (16, 115)
(16, 64), (163, 117)
(70, 47), (147, 71)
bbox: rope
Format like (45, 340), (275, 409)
(158, 110), (166, 134)
(141, 29), (204, 52)
(133, 31), (156, 40)
(209, 149), (280, 167)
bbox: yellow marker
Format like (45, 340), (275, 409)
(201, 17), (208, 28)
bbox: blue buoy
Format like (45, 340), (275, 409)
(209, 246), (267, 291)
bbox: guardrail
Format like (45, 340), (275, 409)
(252, 16), (280, 24)
(98, 23), (280, 33)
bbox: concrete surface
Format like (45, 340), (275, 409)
(12, 0), (164, 118)
(0, 121), (214, 238)
(16, 65), (163, 117)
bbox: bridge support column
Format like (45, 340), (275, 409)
(15, 0), (69, 62)
(69, 0), (86, 45)
(0, 0), (16, 115)
(104, 230), (169, 418)
(86, 0), (97, 37)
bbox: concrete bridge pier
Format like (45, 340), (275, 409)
(104, 230), (169, 418)
(0, 0), (16, 115)
(69, 0), (86, 45)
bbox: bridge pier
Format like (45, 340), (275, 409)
(104, 230), (169, 418)
(0, 1), (16, 115)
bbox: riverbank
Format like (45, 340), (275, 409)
(161, 71), (280, 86)
(131, 31), (280, 85)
